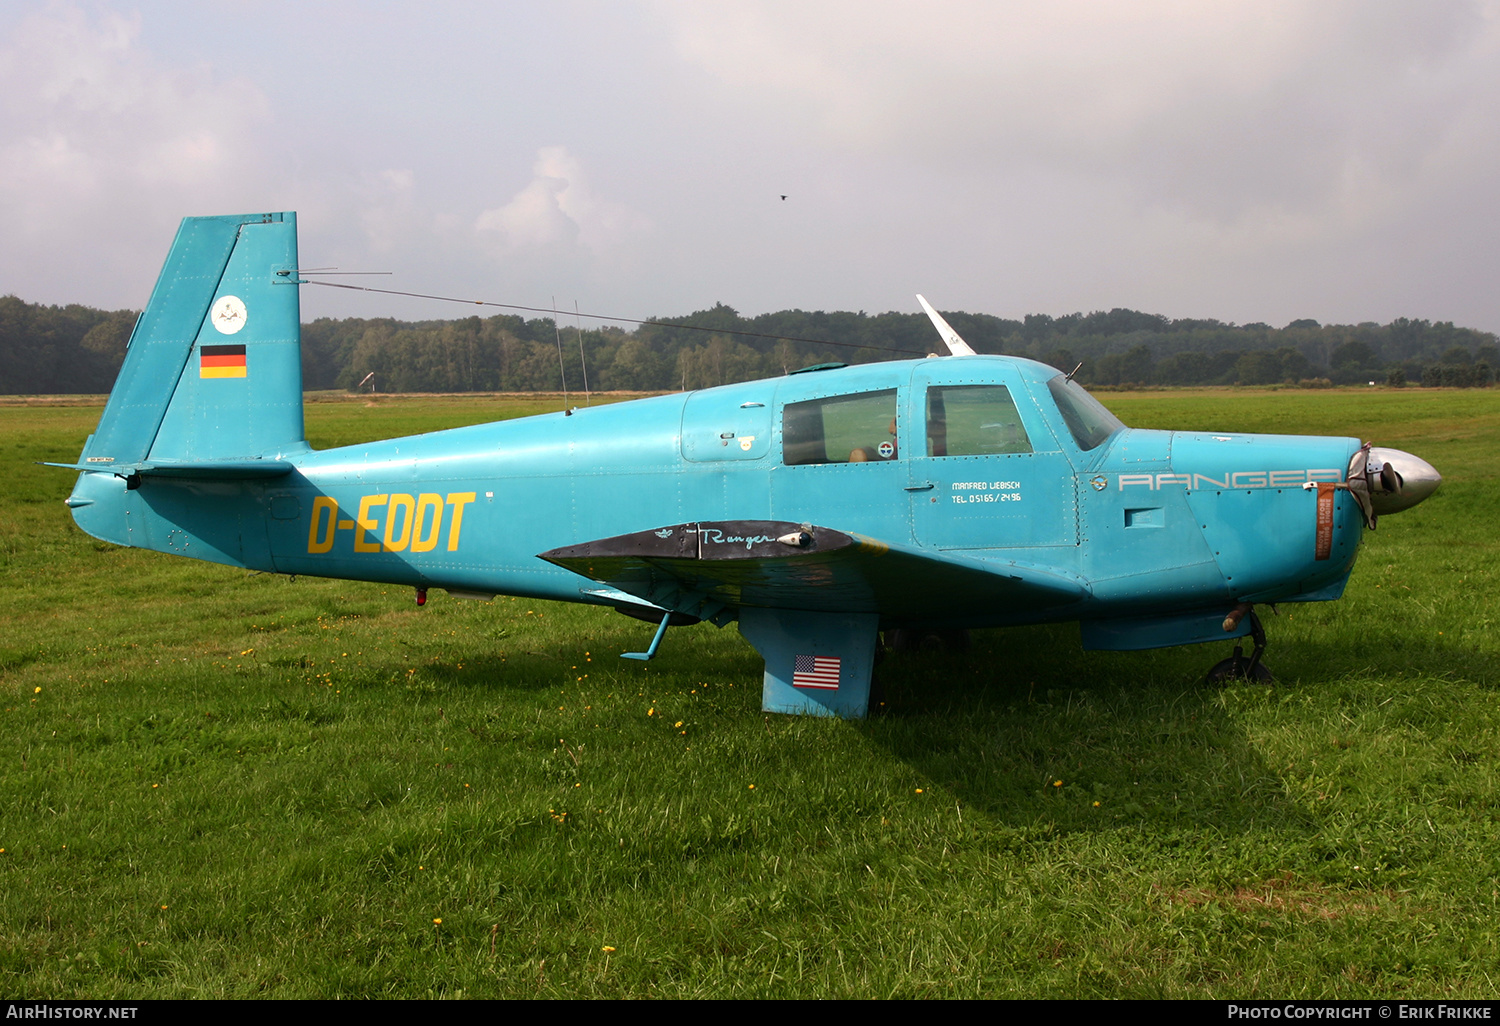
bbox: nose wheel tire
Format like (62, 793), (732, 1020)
(1205, 650), (1274, 684)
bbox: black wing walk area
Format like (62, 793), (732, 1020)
(539, 520), (1087, 624)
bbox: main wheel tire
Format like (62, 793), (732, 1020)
(886, 628), (971, 654)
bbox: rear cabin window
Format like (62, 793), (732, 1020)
(925, 385), (1032, 456)
(783, 389), (899, 465)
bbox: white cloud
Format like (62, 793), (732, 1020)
(475, 146), (649, 255)
(355, 168), (423, 254)
(0, 5), (272, 302)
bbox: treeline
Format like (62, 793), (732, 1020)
(3, 293), (1496, 395)
(1046, 315), (1497, 389)
(290, 305), (1500, 393)
(0, 296), (137, 394)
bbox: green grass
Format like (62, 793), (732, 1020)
(2, 388), (1498, 997)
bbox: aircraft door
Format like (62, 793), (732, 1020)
(907, 369), (1078, 550)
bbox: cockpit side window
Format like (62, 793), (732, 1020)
(1046, 375), (1124, 451)
(925, 385), (1032, 456)
(782, 389), (898, 465)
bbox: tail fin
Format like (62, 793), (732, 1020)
(81, 212), (307, 470)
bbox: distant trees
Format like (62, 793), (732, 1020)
(1422, 362), (1494, 388)
(0, 296), (135, 394)
(1, 293), (1495, 394)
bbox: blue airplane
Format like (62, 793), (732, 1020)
(52, 212), (1441, 717)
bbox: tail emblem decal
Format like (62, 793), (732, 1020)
(209, 295), (247, 334)
(200, 344), (247, 378)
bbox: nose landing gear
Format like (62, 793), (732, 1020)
(1205, 606), (1273, 684)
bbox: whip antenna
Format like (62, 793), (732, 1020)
(575, 300), (591, 406)
(552, 297), (569, 409)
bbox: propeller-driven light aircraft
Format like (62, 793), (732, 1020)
(54, 213), (1442, 717)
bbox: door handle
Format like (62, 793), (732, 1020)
(904, 483), (935, 492)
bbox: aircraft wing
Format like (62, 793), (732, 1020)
(539, 520), (1087, 624)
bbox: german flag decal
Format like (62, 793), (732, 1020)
(200, 344), (247, 379)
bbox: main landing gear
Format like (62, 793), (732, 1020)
(1204, 604), (1273, 684)
(883, 628), (971, 654)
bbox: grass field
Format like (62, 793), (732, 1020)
(2, 387), (1498, 998)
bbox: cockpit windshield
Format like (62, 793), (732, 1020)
(1046, 375), (1124, 451)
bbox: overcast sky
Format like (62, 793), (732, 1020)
(3, 0), (1498, 334)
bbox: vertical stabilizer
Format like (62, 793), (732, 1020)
(80, 213), (306, 469)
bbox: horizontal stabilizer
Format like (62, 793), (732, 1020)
(540, 520), (1087, 622)
(43, 458), (294, 480)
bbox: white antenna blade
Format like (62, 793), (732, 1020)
(916, 294), (976, 356)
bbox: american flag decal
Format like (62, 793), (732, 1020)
(792, 654), (841, 690)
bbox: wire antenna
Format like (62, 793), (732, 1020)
(303, 280), (923, 357)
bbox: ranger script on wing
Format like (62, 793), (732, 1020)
(52, 213), (1441, 717)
